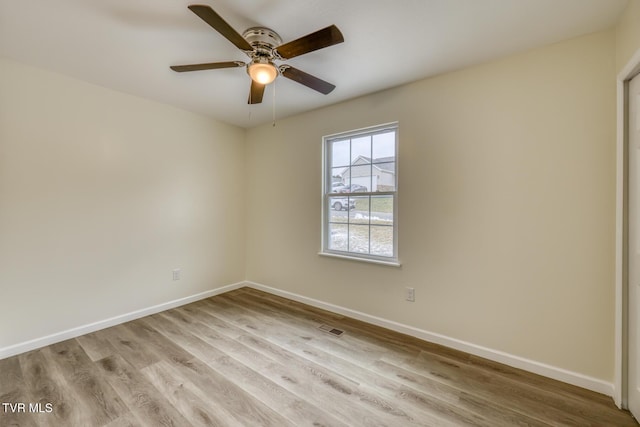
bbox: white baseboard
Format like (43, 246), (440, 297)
(244, 281), (614, 397)
(0, 282), (245, 360)
(1, 279), (615, 398)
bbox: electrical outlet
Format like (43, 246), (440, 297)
(405, 287), (415, 302)
(172, 268), (181, 281)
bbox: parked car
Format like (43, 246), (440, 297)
(339, 184), (368, 193)
(331, 182), (347, 193)
(331, 197), (356, 211)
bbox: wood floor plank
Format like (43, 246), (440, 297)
(0, 391), (39, 427)
(291, 340), (499, 426)
(120, 318), (195, 366)
(218, 292), (518, 426)
(213, 292), (402, 379)
(370, 358), (550, 426)
(227, 288), (637, 426)
(76, 331), (116, 362)
(48, 339), (128, 426)
(0, 355), (23, 396)
(0, 355), (38, 427)
(154, 310), (351, 427)
(220, 291), (414, 365)
(142, 313), (289, 426)
(159, 354), (293, 427)
(19, 348), (82, 427)
(234, 332), (457, 427)
(142, 313), (300, 427)
(96, 324), (160, 369)
(199, 301), (459, 426)
(0, 287), (636, 426)
(398, 349), (634, 426)
(102, 411), (145, 427)
(220, 289), (638, 426)
(97, 354), (191, 427)
(221, 291), (550, 426)
(239, 288), (474, 362)
(229, 289), (441, 365)
(466, 352), (618, 409)
(26, 345), (113, 427)
(174, 309), (397, 426)
(141, 361), (244, 427)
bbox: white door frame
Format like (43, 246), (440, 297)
(616, 47), (640, 409)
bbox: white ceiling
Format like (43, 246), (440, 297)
(0, 0), (628, 128)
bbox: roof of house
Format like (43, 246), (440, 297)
(339, 156), (396, 177)
(349, 155), (395, 172)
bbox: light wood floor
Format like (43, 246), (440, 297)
(1, 287), (637, 426)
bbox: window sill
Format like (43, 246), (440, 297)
(318, 252), (401, 267)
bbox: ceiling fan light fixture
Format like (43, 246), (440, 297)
(248, 60), (278, 85)
(172, 6), (344, 104)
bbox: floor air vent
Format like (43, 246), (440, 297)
(318, 324), (344, 336)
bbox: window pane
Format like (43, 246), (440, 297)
(370, 225), (393, 257)
(351, 135), (371, 163)
(328, 223), (348, 251)
(349, 164), (372, 192)
(372, 162), (395, 192)
(330, 168), (348, 192)
(328, 196), (352, 214)
(349, 196), (369, 224)
(371, 195), (393, 225)
(348, 224), (369, 254)
(330, 139), (350, 168)
(372, 131), (396, 161)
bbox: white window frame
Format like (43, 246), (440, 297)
(320, 122), (400, 266)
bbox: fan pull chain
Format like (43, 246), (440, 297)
(272, 80), (277, 127)
(247, 97), (252, 124)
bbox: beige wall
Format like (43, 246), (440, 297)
(0, 57), (246, 349)
(245, 30), (617, 381)
(616, 0), (640, 72)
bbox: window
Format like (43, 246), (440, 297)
(321, 123), (399, 265)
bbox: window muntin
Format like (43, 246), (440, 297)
(322, 123), (398, 264)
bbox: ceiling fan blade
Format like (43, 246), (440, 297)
(248, 80), (265, 104)
(170, 61), (244, 72)
(281, 66), (336, 95)
(275, 25), (344, 59)
(187, 5), (253, 51)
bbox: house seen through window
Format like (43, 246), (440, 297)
(322, 123), (398, 264)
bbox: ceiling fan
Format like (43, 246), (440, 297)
(170, 5), (344, 104)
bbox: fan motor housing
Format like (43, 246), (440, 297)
(242, 27), (282, 59)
